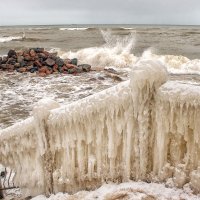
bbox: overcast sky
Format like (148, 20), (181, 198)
(0, 0), (199, 26)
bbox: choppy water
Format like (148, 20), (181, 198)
(0, 24), (200, 129)
(0, 24), (200, 59)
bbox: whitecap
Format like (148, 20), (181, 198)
(0, 36), (23, 43)
(59, 28), (88, 31)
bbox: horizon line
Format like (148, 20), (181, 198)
(0, 23), (199, 27)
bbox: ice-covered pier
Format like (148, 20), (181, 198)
(0, 60), (200, 197)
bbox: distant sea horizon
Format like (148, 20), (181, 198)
(0, 23), (200, 27)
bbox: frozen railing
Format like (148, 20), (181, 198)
(0, 59), (200, 197)
(153, 81), (200, 191)
(0, 117), (45, 197)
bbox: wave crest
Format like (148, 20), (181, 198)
(0, 36), (23, 43)
(59, 28), (89, 31)
(60, 30), (137, 67)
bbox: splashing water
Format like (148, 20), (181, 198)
(60, 30), (137, 68)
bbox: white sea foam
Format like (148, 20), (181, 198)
(59, 28), (88, 31)
(28, 28), (52, 31)
(142, 49), (200, 74)
(121, 27), (135, 30)
(0, 36), (23, 43)
(58, 30), (200, 74)
(60, 30), (137, 67)
(0, 69), (125, 130)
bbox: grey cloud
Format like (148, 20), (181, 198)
(0, 0), (199, 25)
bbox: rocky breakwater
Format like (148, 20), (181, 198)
(0, 48), (91, 76)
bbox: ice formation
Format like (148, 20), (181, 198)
(154, 81), (200, 192)
(0, 59), (200, 197)
(31, 181), (200, 200)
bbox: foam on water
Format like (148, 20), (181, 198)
(142, 49), (200, 75)
(121, 27), (135, 30)
(58, 30), (200, 75)
(0, 70), (128, 130)
(1, 30), (200, 130)
(59, 28), (89, 31)
(60, 30), (137, 67)
(0, 36), (23, 43)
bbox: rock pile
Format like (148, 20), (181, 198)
(0, 48), (91, 76)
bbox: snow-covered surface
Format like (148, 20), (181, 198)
(31, 181), (200, 200)
(157, 80), (200, 104)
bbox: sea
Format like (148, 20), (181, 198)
(0, 24), (200, 129)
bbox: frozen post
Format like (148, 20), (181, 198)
(33, 99), (60, 196)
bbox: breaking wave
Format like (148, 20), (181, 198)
(28, 27), (52, 31)
(59, 30), (200, 75)
(59, 27), (89, 31)
(141, 49), (200, 75)
(0, 36), (23, 43)
(58, 27), (200, 75)
(121, 27), (135, 30)
(60, 30), (137, 67)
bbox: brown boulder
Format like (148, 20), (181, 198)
(24, 55), (32, 61)
(29, 49), (36, 57)
(17, 56), (24, 63)
(39, 72), (46, 77)
(32, 48), (44, 53)
(23, 50), (29, 56)
(39, 66), (48, 73)
(53, 64), (58, 72)
(78, 64), (91, 72)
(66, 63), (76, 69)
(8, 49), (17, 58)
(14, 63), (20, 68)
(62, 65), (68, 71)
(7, 64), (15, 70)
(64, 58), (71, 64)
(1, 64), (7, 70)
(45, 58), (55, 66)
(18, 67), (27, 73)
(7, 58), (16, 65)
(16, 50), (24, 56)
(34, 60), (42, 68)
(2, 56), (8, 64)
(43, 51), (50, 56)
(46, 68), (52, 75)
(38, 53), (47, 60)
(27, 65), (34, 71)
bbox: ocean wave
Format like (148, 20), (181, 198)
(59, 27), (89, 31)
(28, 27), (52, 31)
(121, 27), (135, 30)
(142, 49), (200, 75)
(60, 48), (200, 75)
(0, 36), (23, 43)
(59, 30), (137, 67)
(54, 29), (200, 74)
(25, 38), (50, 42)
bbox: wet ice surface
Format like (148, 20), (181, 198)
(0, 69), (129, 129)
